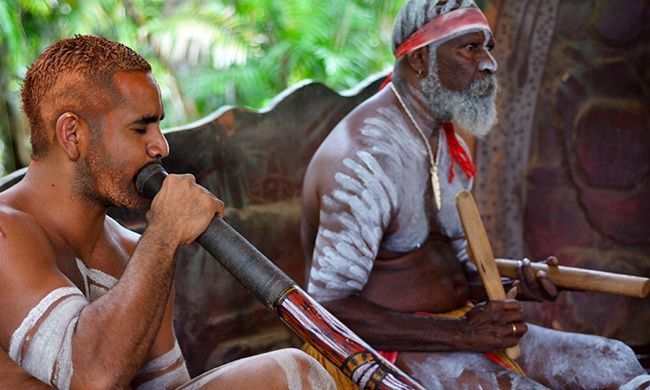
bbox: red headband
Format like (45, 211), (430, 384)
(384, 7), (489, 182)
(396, 7), (490, 58)
(380, 7), (491, 90)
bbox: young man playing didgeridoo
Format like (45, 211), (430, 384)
(0, 35), (335, 390)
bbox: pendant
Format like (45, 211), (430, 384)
(431, 165), (441, 211)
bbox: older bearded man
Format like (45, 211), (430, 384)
(300, 0), (649, 388)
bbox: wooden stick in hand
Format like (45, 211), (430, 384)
(495, 259), (649, 298)
(455, 190), (521, 360)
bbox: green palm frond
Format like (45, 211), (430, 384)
(18, 0), (52, 17)
(0, 1), (27, 71)
(145, 3), (255, 69)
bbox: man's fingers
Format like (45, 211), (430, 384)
(511, 321), (527, 336)
(521, 258), (537, 283)
(498, 321), (527, 339)
(212, 197), (225, 217)
(517, 259), (539, 297)
(506, 285), (518, 300)
(216, 200), (225, 216)
(193, 180), (225, 217)
(537, 272), (559, 300)
(485, 300), (524, 324)
(503, 328), (527, 345)
(501, 308), (526, 324)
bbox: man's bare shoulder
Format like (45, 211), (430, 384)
(0, 202), (73, 346)
(304, 90), (400, 192)
(321, 90), (403, 157)
(0, 202), (58, 268)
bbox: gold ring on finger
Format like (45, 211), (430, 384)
(512, 323), (517, 336)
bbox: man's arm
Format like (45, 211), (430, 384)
(304, 156), (525, 354)
(320, 295), (525, 352)
(0, 174), (221, 389)
(130, 286), (190, 389)
(0, 348), (52, 389)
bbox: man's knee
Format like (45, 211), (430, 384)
(522, 326), (646, 388)
(267, 348), (335, 390)
(599, 338), (645, 374)
(178, 348), (335, 390)
(604, 338), (636, 358)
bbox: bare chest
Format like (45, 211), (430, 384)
(55, 244), (128, 301)
(363, 237), (468, 313)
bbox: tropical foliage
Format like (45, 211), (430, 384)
(0, 0), (404, 175)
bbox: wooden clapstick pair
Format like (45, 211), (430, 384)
(454, 190), (650, 360)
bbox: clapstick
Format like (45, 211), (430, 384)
(455, 190), (521, 360)
(495, 259), (649, 298)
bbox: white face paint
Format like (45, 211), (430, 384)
(420, 33), (499, 138)
(479, 30), (498, 73)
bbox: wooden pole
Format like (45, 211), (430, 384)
(495, 259), (649, 298)
(455, 190), (521, 360)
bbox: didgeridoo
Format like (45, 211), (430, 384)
(134, 163), (424, 390)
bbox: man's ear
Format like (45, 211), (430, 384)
(55, 112), (83, 161)
(406, 46), (430, 78)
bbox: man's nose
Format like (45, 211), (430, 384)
(147, 128), (170, 159)
(478, 49), (498, 75)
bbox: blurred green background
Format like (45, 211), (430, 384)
(0, 0), (491, 176)
(0, 0), (407, 176)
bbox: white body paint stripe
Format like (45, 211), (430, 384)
(9, 287), (87, 389)
(138, 340), (185, 374)
(76, 258), (118, 302)
(136, 362), (190, 390)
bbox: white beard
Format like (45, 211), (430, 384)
(420, 51), (498, 138)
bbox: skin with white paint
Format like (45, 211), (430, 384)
(307, 106), (472, 305)
(9, 288), (85, 389)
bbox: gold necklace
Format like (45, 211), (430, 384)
(390, 84), (442, 210)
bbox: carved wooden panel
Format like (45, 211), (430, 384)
(476, 0), (649, 350)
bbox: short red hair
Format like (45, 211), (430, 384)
(21, 35), (151, 159)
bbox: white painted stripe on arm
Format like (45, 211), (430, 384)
(9, 287), (87, 389)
